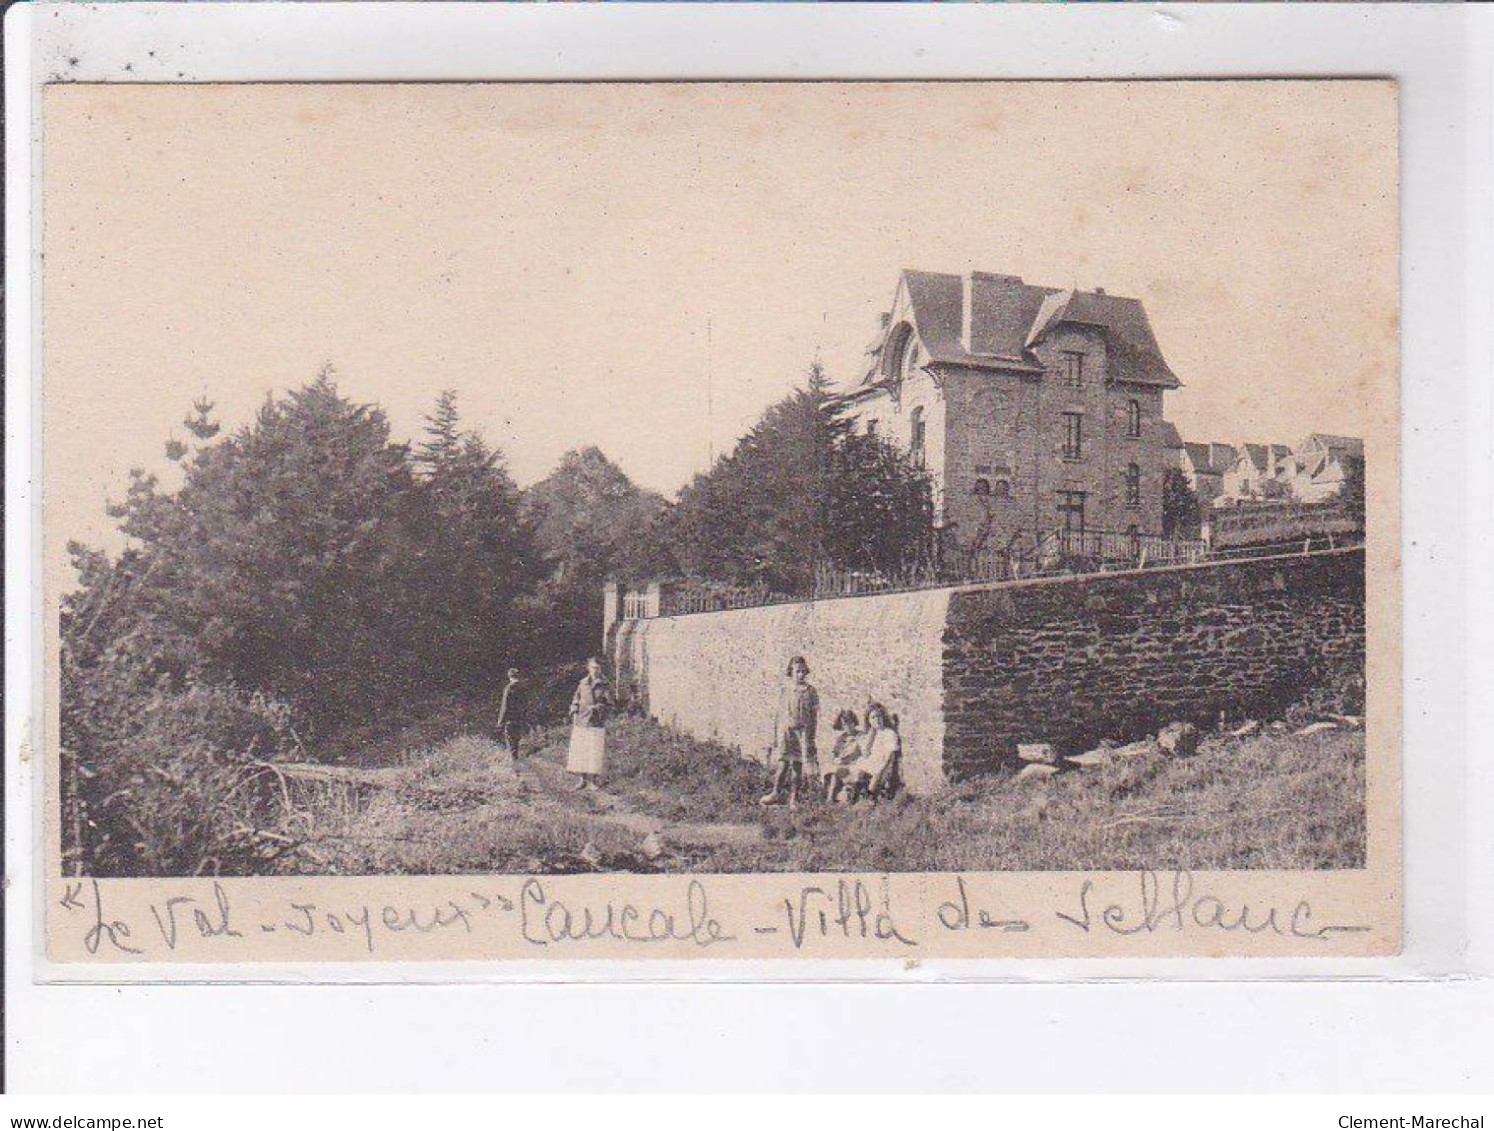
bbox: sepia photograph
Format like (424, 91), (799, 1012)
(15, 0), (1494, 1106)
(40, 79), (1398, 961)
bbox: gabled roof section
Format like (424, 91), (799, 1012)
(1184, 441), (1237, 476)
(901, 270), (1048, 373)
(1023, 286), (1182, 389)
(865, 269), (1181, 389)
(1307, 433), (1365, 460)
(1184, 443), (1217, 475)
(1156, 421), (1184, 450)
(1293, 433), (1363, 479)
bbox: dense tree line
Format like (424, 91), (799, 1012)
(624, 365), (934, 594)
(61, 372), (549, 874)
(60, 363), (932, 875)
(524, 446), (664, 664)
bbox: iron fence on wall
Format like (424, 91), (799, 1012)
(616, 527), (1224, 620)
(1207, 501), (1360, 548)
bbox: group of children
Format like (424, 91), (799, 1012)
(505, 653), (901, 806)
(758, 655), (902, 808)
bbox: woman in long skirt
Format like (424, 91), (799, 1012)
(567, 656), (611, 791)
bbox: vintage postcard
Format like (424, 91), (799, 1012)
(39, 80), (1399, 965)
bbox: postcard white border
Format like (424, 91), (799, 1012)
(7, 0), (1492, 1092)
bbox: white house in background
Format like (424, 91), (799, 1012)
(1221, 442), (1294, 504)
(1288, 433), (1365, 503)
(1180, 442), (1237, 507)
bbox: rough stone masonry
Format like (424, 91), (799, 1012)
(610, 547), (1364, 793)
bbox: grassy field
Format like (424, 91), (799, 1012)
(289, 712), (1365, 875)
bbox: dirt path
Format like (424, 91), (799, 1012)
(512, 749), (763, 851)
(512, 754), (763, 848)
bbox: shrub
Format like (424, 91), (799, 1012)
(62, 673), (300, 877)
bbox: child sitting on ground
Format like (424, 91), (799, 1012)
(824, 709), (863, 803)
(844, 702), (901, 804)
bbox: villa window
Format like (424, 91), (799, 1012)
(1058, 490), (1087, 533)
(1127, 399), (1142, 438)
(909, 406), (926, 469)
(1063, 412), (1084, 460)
(898, 333), (918, 382)
(884, 322), (918, 387)
(1061, 350), (1084, 388)
(992, 479), (1011, 500)
(972, 478), (991, 497)
(1126, 462), (1142, 508)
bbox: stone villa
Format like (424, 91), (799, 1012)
(839, 269), (1185, 557)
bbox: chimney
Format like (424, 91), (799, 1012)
(961, 272), (976, 352)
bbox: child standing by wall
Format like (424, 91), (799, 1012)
(759, 655), (819, 808)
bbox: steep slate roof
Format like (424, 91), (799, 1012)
(869, 269), (1181, 389)
(1241, 443), (1270, 471)
(901, 271), (1048, 371)
(1308, 433), (1365, 460)
(1156, 421), (1184, 450)
(1184, 442), (1237, 477)
(1295, 433), (1364, 479)
(1209, 443), (1240, 471)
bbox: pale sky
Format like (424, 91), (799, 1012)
(44, 81), (1397, 551)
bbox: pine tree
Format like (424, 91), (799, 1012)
(80, 371), (424, 729)
(1162, 467), (1203, 539)
(410, 391), (551, 689)
(416, 388), (463, 475)
(184, 396), (221, 441)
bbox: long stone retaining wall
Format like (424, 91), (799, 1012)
(611, 586), (951, 793)
(609, 547), (1364, 794)
(941, 547), (1364, 779)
